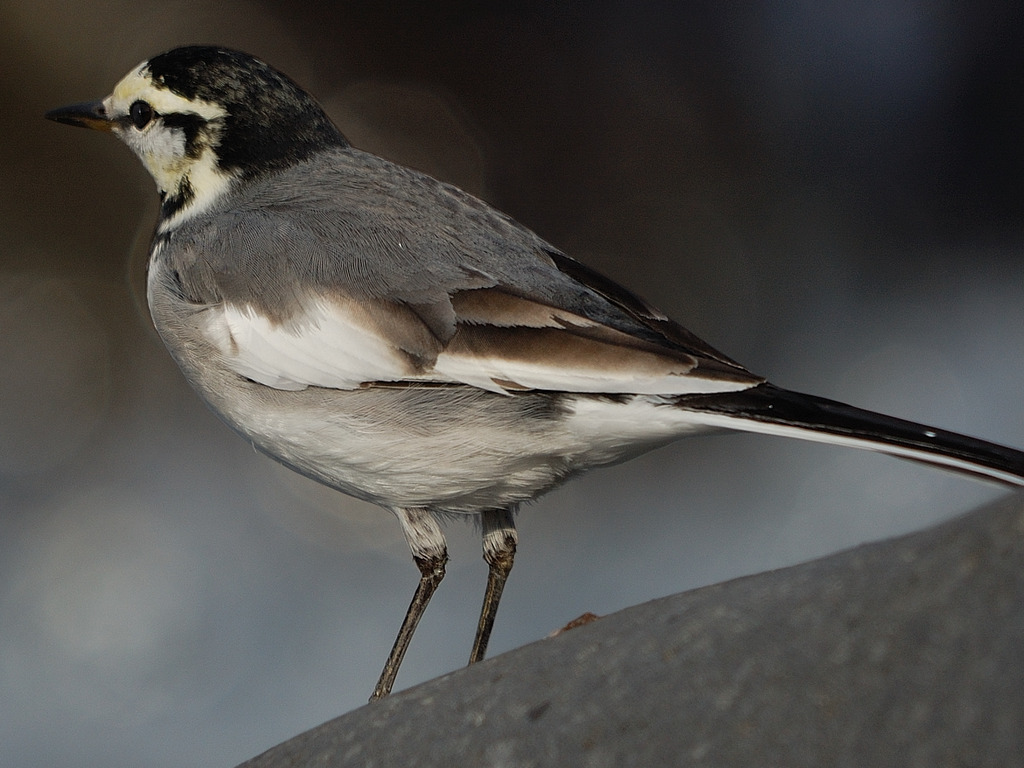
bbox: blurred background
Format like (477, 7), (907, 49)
(3, 1), (1024, 766)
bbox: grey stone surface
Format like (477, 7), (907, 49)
(237, 494), (1024, 768)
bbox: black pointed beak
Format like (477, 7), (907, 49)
(45, 100), (114, 132)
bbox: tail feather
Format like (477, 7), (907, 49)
(674, 383), (1024, 487)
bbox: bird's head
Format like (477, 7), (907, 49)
(46, 46), (348, 226)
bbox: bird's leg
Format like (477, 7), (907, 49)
(371, 508), (447, 701)
(469, 508), (517, 664)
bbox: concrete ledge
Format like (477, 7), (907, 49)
(237, 493), (1024, 767)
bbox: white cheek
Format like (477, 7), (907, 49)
(119, 126), (188, 191)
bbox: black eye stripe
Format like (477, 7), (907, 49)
(159, 113), (213, 159)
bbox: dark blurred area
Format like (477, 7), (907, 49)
(2, 2), (1023, 767)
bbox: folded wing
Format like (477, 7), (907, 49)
(174, 147), (764, 396)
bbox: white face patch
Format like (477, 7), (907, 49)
(103, 62), (235, 225)
(116, 117), (188, 188)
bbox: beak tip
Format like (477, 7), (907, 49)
(44, 107), (74, 125)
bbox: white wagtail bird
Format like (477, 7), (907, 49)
(47, 46), (1024, 700)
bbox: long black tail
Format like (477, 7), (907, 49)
(675, 382), (1024, 487)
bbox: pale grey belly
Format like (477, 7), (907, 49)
(203, 377), (586, 512)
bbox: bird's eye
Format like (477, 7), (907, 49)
(129, 100), (155, 130)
